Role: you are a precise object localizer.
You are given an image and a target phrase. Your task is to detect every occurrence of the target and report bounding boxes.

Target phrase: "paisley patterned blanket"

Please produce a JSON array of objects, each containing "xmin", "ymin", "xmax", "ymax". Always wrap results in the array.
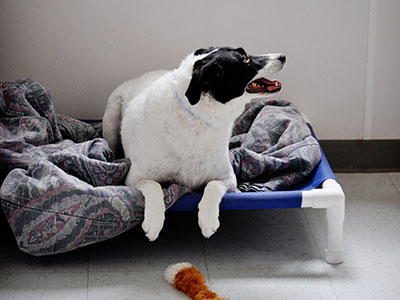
[{"xmin": 0, "ymin": 78, "xmax": 320, "ymax": 256}]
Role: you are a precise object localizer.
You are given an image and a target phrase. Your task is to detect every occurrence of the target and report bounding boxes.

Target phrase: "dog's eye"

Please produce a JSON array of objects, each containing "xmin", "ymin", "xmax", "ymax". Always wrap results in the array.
[{"xmin": 243, "ymin": 56, "xmax": 250, "ymax": 63}]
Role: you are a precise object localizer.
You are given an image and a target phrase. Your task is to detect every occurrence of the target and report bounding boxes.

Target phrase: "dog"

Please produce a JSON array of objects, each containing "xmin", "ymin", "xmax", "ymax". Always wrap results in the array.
[{"xmin": 102, "ymin": 47, "xmax": 285, "ymax": 241}]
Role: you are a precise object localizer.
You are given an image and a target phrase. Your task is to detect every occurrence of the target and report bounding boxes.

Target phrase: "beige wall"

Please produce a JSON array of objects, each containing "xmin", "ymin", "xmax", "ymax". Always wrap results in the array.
[{"xmin": 0, "ymin": 0, "xmax": 398, "ymax": 139}]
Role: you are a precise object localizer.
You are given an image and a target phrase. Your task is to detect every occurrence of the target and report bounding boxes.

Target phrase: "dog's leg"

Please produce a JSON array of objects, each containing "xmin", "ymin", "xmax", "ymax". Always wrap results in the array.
[
  {"xmin": 127, "ymin": 174, "xmax": 165, "ymax": 241},
  {"xmin": 198, "ymin": 178, "xmax": 236, "ymax": 238},
  {"xmin": 139, "ymin": 180, "xmax": 165, "ymax": 241}
]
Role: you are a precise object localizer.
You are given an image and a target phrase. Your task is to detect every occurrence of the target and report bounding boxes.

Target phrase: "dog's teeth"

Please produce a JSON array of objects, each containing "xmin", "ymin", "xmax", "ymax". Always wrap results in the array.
[{"xmin": 250, "ymin": 82, "xmax": 263, "ymax": 89}]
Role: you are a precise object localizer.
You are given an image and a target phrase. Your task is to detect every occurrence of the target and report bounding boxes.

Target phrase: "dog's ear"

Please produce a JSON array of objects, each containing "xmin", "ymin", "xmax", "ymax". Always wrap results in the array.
[
  {"xmin": 185, "ymin": 72, "xmax": 202, "ymax": 106},
  {"xmin": 185, "ymin": 62, "xmax": 223, "ymax": 106}
]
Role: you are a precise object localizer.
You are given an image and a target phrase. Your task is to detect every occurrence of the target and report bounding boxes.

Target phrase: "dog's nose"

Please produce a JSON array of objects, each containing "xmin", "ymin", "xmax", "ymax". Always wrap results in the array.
[{"xmin": 278, "ymin": 55, "xmax": 286, "ymax": 64}]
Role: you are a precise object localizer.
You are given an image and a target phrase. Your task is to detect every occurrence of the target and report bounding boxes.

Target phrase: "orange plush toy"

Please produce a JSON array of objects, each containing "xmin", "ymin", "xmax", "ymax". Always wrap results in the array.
[{"xmin": 165, "ymin": 263, "xmax": 228, "ymax": 300}]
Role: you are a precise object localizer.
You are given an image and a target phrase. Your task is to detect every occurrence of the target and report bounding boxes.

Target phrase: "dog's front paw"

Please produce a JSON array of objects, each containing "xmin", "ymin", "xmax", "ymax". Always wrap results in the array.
[
  {"xmin": 198, "ymin": 201, "xmax": 220, "ymax": 238},
  {"xmin": 142, "ymin": 212, "xmax": 165, "ymax": 242}
]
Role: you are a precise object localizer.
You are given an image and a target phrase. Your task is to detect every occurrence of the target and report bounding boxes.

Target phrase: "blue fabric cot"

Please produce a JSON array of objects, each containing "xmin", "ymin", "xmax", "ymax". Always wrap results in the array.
[{"xmin": 169, "ymin": 133, "xmax": 335, "ymax": 211}]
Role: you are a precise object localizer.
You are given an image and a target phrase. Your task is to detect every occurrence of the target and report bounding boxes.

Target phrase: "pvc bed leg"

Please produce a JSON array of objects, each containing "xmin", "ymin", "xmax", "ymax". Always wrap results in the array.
[
  {"xmin": 302, "ymin": 179, "xmax": 345, "ymax": 264},
  {"xmin": 323, "ymin": 180, "xmax": 345, "ymax": 264}
]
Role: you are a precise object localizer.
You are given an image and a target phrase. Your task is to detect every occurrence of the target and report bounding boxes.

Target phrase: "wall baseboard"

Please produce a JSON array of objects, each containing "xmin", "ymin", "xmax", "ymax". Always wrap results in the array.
[{"xmin": 319, "ymin": 140, "xmax": 400, "ymax": 173}]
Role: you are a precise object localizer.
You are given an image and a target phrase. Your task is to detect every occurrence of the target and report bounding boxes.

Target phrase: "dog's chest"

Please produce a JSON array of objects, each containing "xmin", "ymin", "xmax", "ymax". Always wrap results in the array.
[
  {"xmin": 122, "ymin": 84, "xmax": 235, "ymax": 189},
  {"xmin": 163, "ymin": 127, "xmax": 230, "ymax": 189}
]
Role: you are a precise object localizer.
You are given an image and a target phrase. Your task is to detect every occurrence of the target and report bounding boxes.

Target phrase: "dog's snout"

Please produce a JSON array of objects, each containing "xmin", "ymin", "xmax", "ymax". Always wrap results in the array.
[
  {"xmin": 278, "ymin": 55, "xmax": 286, "ymax": 64},
  {"xmin": 261, "ymin": 53, "xmax": 286, "ymax": 65}
]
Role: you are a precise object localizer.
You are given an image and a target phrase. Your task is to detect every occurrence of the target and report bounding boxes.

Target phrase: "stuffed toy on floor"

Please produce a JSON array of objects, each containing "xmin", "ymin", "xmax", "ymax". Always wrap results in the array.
[{"xmin": 165, "ymin": 263, "xmax": 228, "ymax": 300}]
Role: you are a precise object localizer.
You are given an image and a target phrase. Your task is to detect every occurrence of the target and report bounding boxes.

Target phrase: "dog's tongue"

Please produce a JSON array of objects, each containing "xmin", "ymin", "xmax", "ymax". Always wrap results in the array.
[{"xmin": 246, "ymin": 78, "xmax": 282, "ymax": 94}]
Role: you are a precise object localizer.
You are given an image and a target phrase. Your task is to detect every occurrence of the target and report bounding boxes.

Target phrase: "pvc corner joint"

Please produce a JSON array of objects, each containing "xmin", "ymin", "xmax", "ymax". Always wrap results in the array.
[{"xmin": 301, "ymin": 179, "xmax": 345, "ymax": 209}]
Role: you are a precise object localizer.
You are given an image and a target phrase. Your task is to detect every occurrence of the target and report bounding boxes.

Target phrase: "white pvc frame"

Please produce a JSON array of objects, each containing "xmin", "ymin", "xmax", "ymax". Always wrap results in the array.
[{"xmin": 301, "ymin": 179, "xmax": 345, "ymax": 264}]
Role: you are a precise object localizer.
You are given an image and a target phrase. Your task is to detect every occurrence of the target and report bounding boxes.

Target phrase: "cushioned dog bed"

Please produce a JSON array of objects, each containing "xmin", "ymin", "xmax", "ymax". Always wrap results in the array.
[{"xmin": 0, "ymin": 78, "xmax": 344, "ymax": 263}]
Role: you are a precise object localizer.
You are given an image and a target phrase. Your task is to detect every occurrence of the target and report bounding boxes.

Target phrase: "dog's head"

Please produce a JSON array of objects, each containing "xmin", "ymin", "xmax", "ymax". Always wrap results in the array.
[{"xmin": 183, "ymin": 47, "xmax": 285, "ymax": 106}]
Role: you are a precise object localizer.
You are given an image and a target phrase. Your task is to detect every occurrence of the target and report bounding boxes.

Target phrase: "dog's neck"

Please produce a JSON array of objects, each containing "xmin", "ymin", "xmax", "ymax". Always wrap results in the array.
[
  {"xmin": 170, "ymin": 68, "xmax": 248, "ymax": 131},
  {"xmin": 170, "ymin": 70, "xmax": 215, "ymax": 128}
]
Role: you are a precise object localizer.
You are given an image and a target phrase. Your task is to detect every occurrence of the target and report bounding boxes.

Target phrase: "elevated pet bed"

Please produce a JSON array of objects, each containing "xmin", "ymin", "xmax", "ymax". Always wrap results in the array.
[
  {"xmin": 0, "ymin": 78, "xmax": 344, "ymax": 264},
  {"xmin": 170, "ymin": 139, "xmax": 345, "ymax": 264}
]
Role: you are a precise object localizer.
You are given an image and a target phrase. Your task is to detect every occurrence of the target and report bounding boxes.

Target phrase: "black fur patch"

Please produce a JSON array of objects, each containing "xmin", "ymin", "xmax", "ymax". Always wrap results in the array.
[{"xmin": 185, "ymin": 47, "xmax": 268, "ymax": 105}]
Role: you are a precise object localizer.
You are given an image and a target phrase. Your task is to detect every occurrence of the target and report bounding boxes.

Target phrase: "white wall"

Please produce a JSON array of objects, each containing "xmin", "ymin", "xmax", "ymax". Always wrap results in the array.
[
  {"xmin": 0, "ymin": 0, "xmax": 398, "ymax": 139},
  {"xmin": 369, "ymin": 0, "xmax": 400, "ymax": 139}
]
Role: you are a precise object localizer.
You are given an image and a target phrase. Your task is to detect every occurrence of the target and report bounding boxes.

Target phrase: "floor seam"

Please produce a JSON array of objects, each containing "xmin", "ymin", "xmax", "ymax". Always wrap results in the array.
[
  {"xmin": 324, "ymin": 264, "xmax": 341, "ymax": 300},
  {"xmin": 303, "ymin": 209, "xmax": 324, "ymax": 261},
  {"xmin": 200, "ymin": 235, "xmax": 211, "ymax": 283},
  {"xmin": 388, "ymin": 173, "xmax": 400, "ymax": 196},
  {"xmin": 303, "ymin": 209, "xmax": 340, "ymax": 300}
]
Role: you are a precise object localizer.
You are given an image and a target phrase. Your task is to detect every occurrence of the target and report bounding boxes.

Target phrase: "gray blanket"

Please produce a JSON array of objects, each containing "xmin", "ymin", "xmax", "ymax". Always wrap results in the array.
[
  {"xmin": 230, "ymin": 99, "xmax": 321, "ymax": 191},
  {"xmin": 0, "ymin": 78, "xmax": 320, "ymax": 256}
]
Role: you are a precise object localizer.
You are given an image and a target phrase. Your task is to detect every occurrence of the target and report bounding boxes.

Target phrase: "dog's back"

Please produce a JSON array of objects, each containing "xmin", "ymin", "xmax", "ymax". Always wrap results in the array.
[{"xmin": 102, "ymin": 70, "xmax": 167, "ymax": 152}]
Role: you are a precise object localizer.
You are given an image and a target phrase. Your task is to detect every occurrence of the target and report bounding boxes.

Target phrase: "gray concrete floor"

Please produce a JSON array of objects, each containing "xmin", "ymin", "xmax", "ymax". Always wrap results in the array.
[{"xmin": 1, "ymin": 173, "xmax": 399, "ymax": 300}]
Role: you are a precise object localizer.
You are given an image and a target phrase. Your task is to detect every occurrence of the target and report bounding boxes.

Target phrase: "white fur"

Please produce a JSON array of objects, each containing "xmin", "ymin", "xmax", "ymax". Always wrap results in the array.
[
  {"xmin": 103, "ymin": 49, "xmax": 284, "ymax": 241},
  {"xmin": 164, "ymin": 262, "xmax": 193, "ymax": 284}
]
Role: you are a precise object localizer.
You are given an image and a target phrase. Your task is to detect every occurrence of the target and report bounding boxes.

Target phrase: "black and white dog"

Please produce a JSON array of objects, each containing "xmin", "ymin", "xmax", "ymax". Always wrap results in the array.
[{"xmin": 102, "ymin": 47, "xmax": 285, "ymax": 241}]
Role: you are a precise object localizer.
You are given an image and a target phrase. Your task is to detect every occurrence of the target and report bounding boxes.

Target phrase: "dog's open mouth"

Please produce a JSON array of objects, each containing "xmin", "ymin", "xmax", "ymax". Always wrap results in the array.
[{"xmin": 246, "ymin": 78, "xmax": 282, "ymax": 94}]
